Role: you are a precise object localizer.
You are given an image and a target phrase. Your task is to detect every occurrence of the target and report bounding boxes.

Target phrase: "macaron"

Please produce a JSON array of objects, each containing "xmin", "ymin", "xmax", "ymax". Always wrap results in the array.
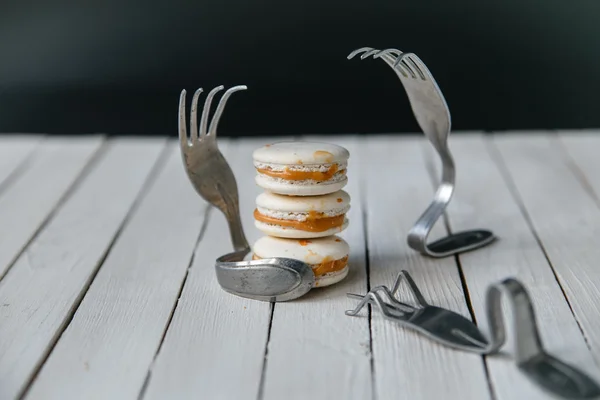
[
  {"xmin": 252, "ymin": 235, "xmax": 350, "ymax": 287},
  {"xmin": 252, "ymin": 141, "xmax": 350, "ymax": 196},
  {"xmin": 254, "ymin": 190, "xmax": 350, "ymax": 238}
]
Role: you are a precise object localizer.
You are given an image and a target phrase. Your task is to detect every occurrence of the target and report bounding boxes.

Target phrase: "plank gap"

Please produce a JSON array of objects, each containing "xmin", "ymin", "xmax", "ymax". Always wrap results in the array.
[
  {"xmin": 420, "ymin": 141, "xmax": 479, "ymax": 323},
  {"xmin": 359, "ymin": 161, "xmax": 376, "ymax": 400},
  {"xmin": 0, "ymin": 138, "xmax": 43, "ymax": 198},
  {"xmin": 421, "ymin": 139, "xmax": 498, "ymax": 399},
  {"xmin": 0, "ymin": 139, "xmax": 108, "ymax": 284},
  {"xmin": 484, "ymin": 135, "xmax": 596, "ymax": 359},
  {"xmin": 17, "ymin": 140, "xmax": 172, "ymax": 400},
  {"xmin": 256, "ymin": 302, "xmax": 275, "ymax": 400}
]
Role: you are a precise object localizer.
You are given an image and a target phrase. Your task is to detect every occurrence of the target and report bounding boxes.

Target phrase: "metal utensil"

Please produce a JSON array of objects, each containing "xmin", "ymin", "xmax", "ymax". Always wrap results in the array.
[
  {"xmin": 347, "ymin": 270, "xmax": 600, "ymax": 399},
  {"xmin": 347, "ymin": 47, "xmax": 495, "ymax": 258},
  {"xmin": 346, "ymin": 270, "xmax": 489, "ymax": 353},
  {"xmin": 480, "ymin": 278, "xmax": 600, "ymax": 399},
  {"xmin": 178, "ymin": 85, "xmax": 315, "ymax": 302}
]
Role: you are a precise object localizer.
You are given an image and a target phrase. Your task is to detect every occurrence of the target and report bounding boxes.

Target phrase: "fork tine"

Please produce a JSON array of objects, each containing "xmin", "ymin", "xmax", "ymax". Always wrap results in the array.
[
  {"xmin": 347, "ymin": 293, "xmax": 365, "ymax": 300},
  {"xmin": 398, "ymin": 270, "xmax": 429, "ymax": 307},
  {"xmin": 345, "ymin": 292, "xmax": 375, "ymax": 316},
  {"xmin": 373, "ymin": 49, "xmax": 410, "ymax": 78},
  {"xmin": 405, "ymin": 54, "xmax": 428, "ymax": 80},
  {"xmin": 371, "ymin": 292, "xmax": 407, "ymax": 322},
  {"xmin": 393, "ymin": 53, "xmax": 418, "ymax": 79},
  {"xmin": 347, "ymin": 47, "xmax": 374, "ymax": 60},
  {"xmin": 348, "ymin": 292, "xmax": 402, "ymax": 322},
  {"xmin": 200, "ymin": 85, "xmax": 224, "ymax": 137},
  {"xmin": 189, "ymin": 88, "xmax": 203, "ymax": 142},
  {"xmin": 178, "ymin": 89, "xmax": 188, "ymax": 148},
  {"xmin": 369, "ymin": 285, "xmax": 415, "ymax": 311},
  {"xmin": 405, "ymin": 55, "xmax": 426, "ymax": 80},
  {"xmin": 348, "ymin": 289, "xmax": 413, "ymax": 314},
  {"xmin": 208, "ymin": 85, "xmax": 248, "ymax": 136},
  {"xmin": 360, "ymin": 48, "xmax": 380, "ymax": 59}
]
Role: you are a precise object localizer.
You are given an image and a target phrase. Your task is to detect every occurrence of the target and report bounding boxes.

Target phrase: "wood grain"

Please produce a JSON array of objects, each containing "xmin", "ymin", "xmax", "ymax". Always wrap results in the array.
[
  {"xmin": 362, "ymin": 135, "xmax": 491, "ymax": 400},
  {"xmin": 25, "ymin": 141, "xmax": 208, "ymax": 400},
  {"xmin": 0, "ymin": 138, "xmax": 165, "ymax": 400},
  {"xmin": 0, "ymin": 135, "xmax": 41, "ymax": 192},
  {"xmin": 143, "ymin": 139, "xmax": 273, "ymax": 400},
  {"xmin": 558, "ymin": 130, "xmax": 600, "ymax": 205},
  {"xmin": 259, "ymin": 136, "xmax": 372, "ymax": 400},
  {"xmin": 0, "ymin": 133, "xmax": 597, "ymax": 400},
  {"xmin": 0, "ymin": 136, "xmax": 104, "ymax": 279},
  {"xmin": 491, "ymin": 132, "xmax": 600, "ymax": 366},
  {"xmin": 430, "ymin": 133, "xmax": 600, "ymax": 399}
]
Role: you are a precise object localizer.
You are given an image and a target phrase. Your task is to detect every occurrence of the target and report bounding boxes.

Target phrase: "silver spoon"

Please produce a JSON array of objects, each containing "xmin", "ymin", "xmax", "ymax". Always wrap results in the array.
[{"xmin": 348, "ymin": 47, "xmax": 495, "ymax": 258}]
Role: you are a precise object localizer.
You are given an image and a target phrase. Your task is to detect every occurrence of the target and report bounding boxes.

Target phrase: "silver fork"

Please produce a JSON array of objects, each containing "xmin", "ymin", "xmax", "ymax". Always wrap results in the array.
[
  {"xmin": 346, "ymin": 270, "xmax": 490, "ymax": 353},
  {"xmin": 348, "ymin": 47, "xmax": 495, "ymax": 258},
  {"xmin": 347, "ymin": 270, "xmax": 600, "ymax": 399},
  {"xmin": 178, "ymin": 85, "xmax": 249, "ymax": 252},
  {"xmin": 178, "ymin": 85, "xmax": 315, "ymax": 302}
]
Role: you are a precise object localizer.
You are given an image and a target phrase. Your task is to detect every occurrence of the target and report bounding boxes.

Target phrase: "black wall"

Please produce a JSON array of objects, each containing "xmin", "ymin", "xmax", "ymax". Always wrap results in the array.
[{"xmin": 1, "ymin": 0, "xmax": 599, "ymax": 136}]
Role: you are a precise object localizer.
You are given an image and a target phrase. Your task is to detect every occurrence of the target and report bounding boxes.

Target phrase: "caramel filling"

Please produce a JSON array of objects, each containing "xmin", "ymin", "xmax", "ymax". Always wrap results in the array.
[
  {"xmin": 253, "ymin": 254, "xmax": 348, "ymax": 277},
  {"xmin": 254, "ymin": 209, "xmax": 345, "ymax": 232},
  {"xmin": 312, "ymin": 255, "xmax": 349, "ymax": 276},
  {"xmin": 256, "ymin": 164, "xmax": 343, "ymax": 181}
]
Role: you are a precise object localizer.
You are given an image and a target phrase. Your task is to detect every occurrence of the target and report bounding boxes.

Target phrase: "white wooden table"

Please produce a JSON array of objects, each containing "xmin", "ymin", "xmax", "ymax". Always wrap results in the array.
[{"xmin": 1, "ymin": 131, "xmax": 599, "ymax": 400}]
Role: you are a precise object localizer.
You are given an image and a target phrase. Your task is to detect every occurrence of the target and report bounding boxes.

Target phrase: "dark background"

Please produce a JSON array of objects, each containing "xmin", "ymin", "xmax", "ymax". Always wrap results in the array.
[{"xmin": 1, "ymin": 0, "xmax": 599, "ymax": 136}]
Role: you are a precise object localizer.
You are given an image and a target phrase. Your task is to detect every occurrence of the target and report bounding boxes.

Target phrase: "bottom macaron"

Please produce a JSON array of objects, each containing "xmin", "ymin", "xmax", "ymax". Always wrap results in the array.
[{"xmin": 252, "ymin": 235, "xmax": 350, "ymax": 287}]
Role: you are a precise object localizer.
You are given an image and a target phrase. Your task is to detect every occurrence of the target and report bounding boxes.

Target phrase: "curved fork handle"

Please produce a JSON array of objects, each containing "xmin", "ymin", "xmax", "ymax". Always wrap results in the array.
[
  {"xmin": 483, "ymin": 278, "xmax": 543, "ymax": 360},
  {"xmin": 215, "ymin": 181, "xmax": 249, "ymax": 252},
  {"xmin": 406, "ymin": 170, "xmax": 456, "ymax": 258},
  {"xmin": 483, "ymin": 278, "xmax": 600, "ymax": 398},
  {"xmin": 348, "ymin": 48, "xmax": 481, "ymax": 258}
]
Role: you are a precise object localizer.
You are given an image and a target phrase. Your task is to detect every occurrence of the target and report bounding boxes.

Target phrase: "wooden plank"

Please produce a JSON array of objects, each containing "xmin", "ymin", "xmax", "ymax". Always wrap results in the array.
[
  {"xmin": 25, "ymin": 141, "xmax": 211, "ymax": 400},
  {"xmin": 0, "ymin": 138, "xmax": 166, "ymax": 400},
  {"xmin": 0, "ymin": 136, "xmax": 104, "ymax": 279},
  {"xmin": 491, "ymin": 132, "xmax": 600, "ymax": 368},
  {"xmin": 143, "ymin": 139, "xmax": 272, "ymax": 400},
  {"xmin": 558, "ymin": 130, "xmax": 600, "ymax": 203},
  {"xmin": 259, "ymin": 135, "xmax": 372, "ymax": 400},
  {"xmin": 362, "ymin": 135, "xmax": 491, "ymax": 400},
  {"xmin": 429, "ymin": 133, "xmax": 600, "ymax": 399},
  {"xmin": 0, "ymin": 135, "xmax": 42, "ymax": 192}
]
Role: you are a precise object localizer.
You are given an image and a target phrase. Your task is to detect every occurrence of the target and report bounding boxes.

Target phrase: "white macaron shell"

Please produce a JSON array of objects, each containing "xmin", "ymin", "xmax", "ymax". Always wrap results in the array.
[
  {"xmin": 252, "ymin": 141, "xmax": 350, "ymax": 165},
  {"xmin": 255, "ymin": 174, "xmax": 347, "ymax": 196},
  {"xmin": 315, "ymin": 266, "xmax": 349, "ymax": 287},
  {"xmin": 253, "ymin": 161, "xmax": 348, "ymax": 173},
  {"xmin": 256, "ymin": 190, "xmax": 350, "ymax": 214},
  {"xmin": 252, "ymin": 235, "xmax": 349, "ymax": 265},
  {"xmin": 254, "ymin": 219, "xmax": 349, "ymax": 239}
]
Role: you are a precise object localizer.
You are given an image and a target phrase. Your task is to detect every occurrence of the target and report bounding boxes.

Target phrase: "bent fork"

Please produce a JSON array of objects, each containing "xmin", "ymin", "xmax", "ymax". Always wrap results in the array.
[
  {"xmin": 348, "ymin": 47, "xmax": 495, "ymax": 258},
  {"xmin": 346, "ymin": 270, "xmax": 489, "ymax": 352},
  {"xmin": 178, "ymin": 85, "xmax": 316, "ymax": 302},
  {"xmin": 178, "ymin": 85, "xmax": 249, "ymax": 252}
]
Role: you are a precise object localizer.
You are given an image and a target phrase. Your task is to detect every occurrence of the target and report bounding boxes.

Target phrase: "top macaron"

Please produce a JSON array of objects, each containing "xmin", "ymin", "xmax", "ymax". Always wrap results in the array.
[{"xmin": 253, "ymin": 141, "xmax": 350, "ymax": 196}]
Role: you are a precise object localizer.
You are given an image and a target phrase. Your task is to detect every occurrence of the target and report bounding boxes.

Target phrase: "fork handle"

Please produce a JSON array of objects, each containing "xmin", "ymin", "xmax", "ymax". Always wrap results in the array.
[
  {"xmin": 226, "ymin": 210, "xmax": 250, "ymax": 252},
  {"xmin": 407, "ymin": 147, "xmax": 455, "ymax": 257}
]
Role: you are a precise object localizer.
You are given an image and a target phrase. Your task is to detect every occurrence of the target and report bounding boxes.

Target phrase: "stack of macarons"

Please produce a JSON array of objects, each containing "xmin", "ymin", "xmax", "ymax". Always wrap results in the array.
[{"xmin": 252, "ymin": 141, "xmax": 351, "ymax": 287}]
